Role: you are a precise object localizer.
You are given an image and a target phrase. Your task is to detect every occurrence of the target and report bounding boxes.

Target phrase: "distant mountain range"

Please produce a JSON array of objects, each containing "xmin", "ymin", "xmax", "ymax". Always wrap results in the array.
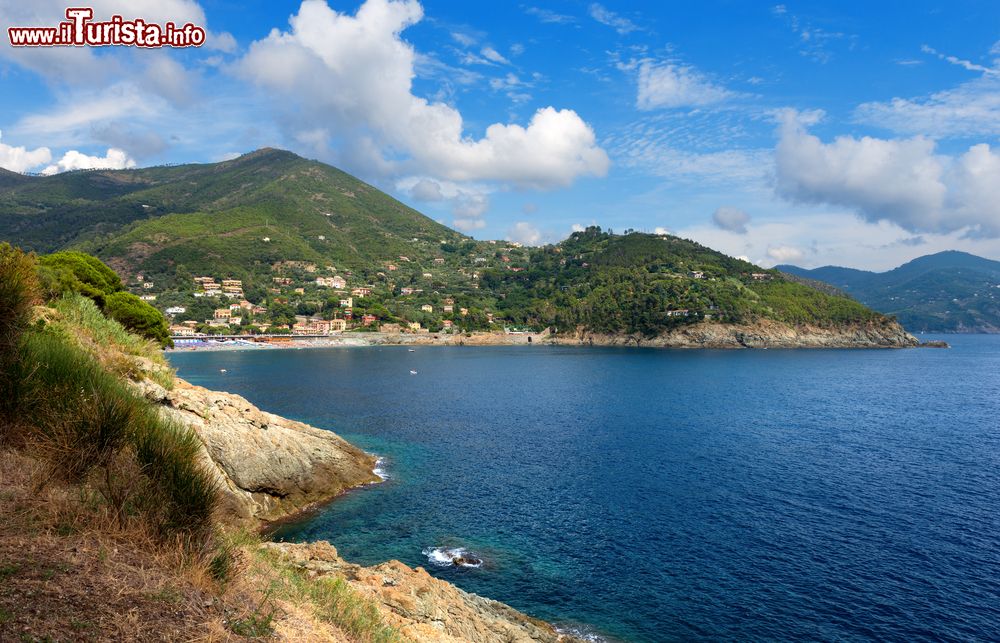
[{"xmin": 778, "ymin": 251, "xmax": 1000, "ymax": 333}]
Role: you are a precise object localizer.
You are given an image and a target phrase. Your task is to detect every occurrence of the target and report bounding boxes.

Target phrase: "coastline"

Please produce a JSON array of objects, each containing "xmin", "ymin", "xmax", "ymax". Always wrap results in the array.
[
  {"xmin": 169, "ymin": 318, "xmax": 923, "ymax": 352},
  {"xmin": 151, "ymin": 372, "xmax": 592, "ymax": 642}
]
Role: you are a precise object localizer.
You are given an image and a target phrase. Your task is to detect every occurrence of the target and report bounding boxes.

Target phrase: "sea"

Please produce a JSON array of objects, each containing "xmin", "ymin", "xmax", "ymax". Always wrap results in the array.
[{"xmin": 168, "ymin": 335, "xmax": 1000, "ymax": 642}]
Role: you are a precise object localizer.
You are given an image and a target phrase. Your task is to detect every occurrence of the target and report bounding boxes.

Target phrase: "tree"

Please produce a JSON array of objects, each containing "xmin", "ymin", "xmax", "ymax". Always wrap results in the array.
[
  {"xmin": 104, "ymin": 292, "xmax": 172, "ymax": 347},
  {"xmin": 36, "ymin": 251, "xmax": 123, "ymax": 306}
]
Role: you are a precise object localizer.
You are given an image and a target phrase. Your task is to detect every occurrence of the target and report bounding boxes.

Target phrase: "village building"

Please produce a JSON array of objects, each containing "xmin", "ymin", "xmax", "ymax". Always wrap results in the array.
[
  {"xmin": 213, "ymin": 309, "xmax": 231, "ymax": 320},
  {"xmin": 421, "ymin": 304, "xmax": 433, "ymax": 313},
  {"xmin": 460, "ymin": 307, "xmax": 469, "ymax": 316},
  {"xmin": 169, "ymin": 325, "xmax": 195, "ymax": 337},
  {"xmin": 408, "ymin": 322, "xmax": 421, "ymax": 331},
  {"xmin": 351, "ymin": 287, "xmax": 372, "ymax": 297},
  {"xmin": 142, "ymin": 282, "xmax": 154, "ymax": 289},
  {"xmin": 379, "ymin": 323, "xmax": 402, "ymax": 333},
  {"xmin": 442, "ymin": 319, "xmax": 453, "ymax": 329},
  {"xmin": 751, "ymin": 273, "xmax": 773, "ymax": 281},
  {"xmin": 340, "ymin": 297, "xmax": 353, "ymax": 308},
  {"xmin": 361, "ymin": 314, "xmax": 377, "ymax": 326},
  {"xmin": 165, "ymin": 306, "xmax": 186, "ymax": 316},
  {"xmin": 140, "ymin": 295, "xmax": 156, "ymax": 301},
  {"xmin": 330, "ymin": 319, "xmax": 347, "ymax": 332},
  {"xmin": 443, "ymin": 305, "xmax": 454, "ymax": 313}
]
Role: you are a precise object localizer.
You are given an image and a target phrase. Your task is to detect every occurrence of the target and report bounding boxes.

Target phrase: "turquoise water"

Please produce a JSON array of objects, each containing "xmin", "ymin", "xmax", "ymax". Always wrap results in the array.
[{"xmin": 169, "ymin": 337, "xmax": 1000, "ymax": 642}]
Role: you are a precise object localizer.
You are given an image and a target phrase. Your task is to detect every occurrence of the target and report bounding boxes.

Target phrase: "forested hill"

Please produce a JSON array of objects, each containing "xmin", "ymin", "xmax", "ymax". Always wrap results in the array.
[
  {"xmin": 0, "ymin": 147, "xmax": 462, "ymax": 273},
  {"xmin": 486, "ymin": 227, "xmax": 881, "ymax": 336},
  {"xmin": 0, "ymin": 149, "xmax": 894, "ymax": 337}
]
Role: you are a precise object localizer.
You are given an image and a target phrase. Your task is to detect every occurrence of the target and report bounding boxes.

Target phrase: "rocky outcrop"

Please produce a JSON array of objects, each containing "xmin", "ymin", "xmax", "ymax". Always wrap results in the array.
[
  {"xmin": 135, "ymin": 378, "xmax": 378, "ymax": 525},
  {"xmin": 551, "ymin": 318, "xmax": 919, "ymax": 349},
  {"xmin": 261, "ymin": 541, "xmax": 586, "ymax": 643}
]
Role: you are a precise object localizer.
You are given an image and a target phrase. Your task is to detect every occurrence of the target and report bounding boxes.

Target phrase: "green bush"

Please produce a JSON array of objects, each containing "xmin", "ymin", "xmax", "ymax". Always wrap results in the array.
[
  {"xmin": 104, "ymin": 291, "xmax": 172, "ymax": 348},
  {"xmin": 37, "ymin": 250, "xmax": 123, "ymax": 307}
]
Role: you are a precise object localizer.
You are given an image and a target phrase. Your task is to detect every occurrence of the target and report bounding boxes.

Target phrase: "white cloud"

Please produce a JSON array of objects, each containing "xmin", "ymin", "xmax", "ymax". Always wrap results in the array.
[
  {"xmin": 409, "ymin": 178, "xmax": 445, "ymax": 201},
  {"xmin": 919, "ymin": 44, "xmax": 999, "ymax": 76},
  {"xmin": 525, "ymin": 7, "xmax": 576, "ymax": 25},
  {"xmin": 238, "ymin": 0, "xmax": 608, "ymax": 189},
  {"xmin": 451, "ymin": 31, "xmax": 475, "ymax": 47},
  {"xmin": 588, "ymin": 3, "xmax": 638, "ymax": 34},
  {"xmin": 480, "ymin": 46, "xmax": 509, "ymax": 65},
  {"xmin": 856, "ymin": 76, "xmax": 1000, "ymax": 138},
  {"xmin": 452, "ymin": 193, "xmax": 489, "ymax": 218},
  {"xmin": 571, "ymin": 223, "xmax": 586, "ymax": 232},
  {"xmin": 0, "ymin": 131, "xmax": 52, "ymax": 173},
  {"xmin": 40, "ymin": 148, "xmax": 135, "ymax": 175},
  {"xmin": 15, "ymin": 84, "xmax": 165, "ymax": 139},
  {"xmin": 507, "ymin": 221, "xmax": 543, "ymax": 245},
  {"xmin": 637, "ymin": 62, "xmax": 735, "ymax": 109},
  {"xmin": 766, "ymin": 245, "xmax": 804, "ymax": 263},
  {"xmin": 653, "ymin": 226, "xmax": 670, "ymax": 235},
  {"xmin": 453, "ymin": 217, "xmax": 486, "ymax": 232},
  {"xmin": 712, "ymin": 207, "xmax": 751, "ymax": 233},
  {"xmin": 775, "ymin": 109, "xmax": 1000, "ymax": 237},
  {"xmin": 208, "ymin": 31, "xmax": 239, "ymax": 53}
]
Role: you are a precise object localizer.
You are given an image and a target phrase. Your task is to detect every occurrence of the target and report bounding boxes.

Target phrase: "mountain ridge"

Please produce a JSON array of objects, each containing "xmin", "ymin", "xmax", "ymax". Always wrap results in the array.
[{"xmin": 779, "ymin": 251, "xmax": 1000, "ymax": 332}]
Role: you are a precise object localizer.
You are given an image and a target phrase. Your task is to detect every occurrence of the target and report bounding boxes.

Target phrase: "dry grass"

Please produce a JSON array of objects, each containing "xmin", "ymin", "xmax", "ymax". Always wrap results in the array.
[{"xmin": 0, "ymin": 450, "xmax": 400, "ymax": 642}]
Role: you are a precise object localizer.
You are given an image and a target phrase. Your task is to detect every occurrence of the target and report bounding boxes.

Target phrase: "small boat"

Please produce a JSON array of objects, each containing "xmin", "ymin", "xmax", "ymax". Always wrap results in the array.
[
  {"xmin": 409, "ymin": 370, "xmax": 418, "ymax": 375},
  {"xmin": 408, "ymin": 349, "xmax": 415, "ymax": 352},
  {"xmin": 220, "ymin": 369, "xmax": 227, "ymax": 373}
]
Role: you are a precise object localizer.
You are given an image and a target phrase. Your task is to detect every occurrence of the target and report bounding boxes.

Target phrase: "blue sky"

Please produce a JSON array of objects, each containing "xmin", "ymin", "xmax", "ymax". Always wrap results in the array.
[{"xmin": 2, "ymin": 0, "xmax": 1000, "ymax": 269}]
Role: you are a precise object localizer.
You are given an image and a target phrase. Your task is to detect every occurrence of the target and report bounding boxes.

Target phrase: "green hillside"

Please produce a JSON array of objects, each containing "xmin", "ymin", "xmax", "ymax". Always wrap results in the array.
[
  {"xmin": 779, "ymin": 251, "xmax": 1000, "ymax": 332},
  {"xmin": 0, "ymin": 149, "xmax": 895, "ymax": 337}
]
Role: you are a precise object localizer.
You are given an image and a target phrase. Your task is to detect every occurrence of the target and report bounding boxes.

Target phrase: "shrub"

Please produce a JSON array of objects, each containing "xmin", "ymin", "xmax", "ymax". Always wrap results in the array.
[
  {"xmin": 37, "ymin": 251, "xmax": 123, "ymax": 307},
  {"xmin": 13, "ymin": 328, "xmax": 215, "ymax": 538},
  {"xmin": 0, "ymin": 243, "xmax": 39, "ymax": 425},
  {"xmin": 104, "ymin": 291, "xmax": 173, "ymax": 347}
]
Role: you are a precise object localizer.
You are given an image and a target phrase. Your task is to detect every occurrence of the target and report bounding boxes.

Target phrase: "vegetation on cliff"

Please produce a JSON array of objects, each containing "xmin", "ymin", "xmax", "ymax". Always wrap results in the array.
[
  {"xmin": 486, "ymin": 227, "xmax": 880, "ymax": 336},
  {"xmin": 0, "ymin": 243, "xmax": 402, "ymax": 641}
]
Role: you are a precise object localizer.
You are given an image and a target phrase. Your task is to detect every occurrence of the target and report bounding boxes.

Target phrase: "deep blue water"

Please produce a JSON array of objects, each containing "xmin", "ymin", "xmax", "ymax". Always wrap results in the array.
[{"xmin": 169, "ymin": 337, "xmax": 1000, "ymax": 642}]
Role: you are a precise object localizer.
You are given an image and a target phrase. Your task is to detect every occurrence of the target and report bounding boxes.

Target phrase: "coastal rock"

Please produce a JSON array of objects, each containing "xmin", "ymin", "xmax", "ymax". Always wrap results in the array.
[
  {"xmin": 552, "ymin": 318, "xmax": 920, "ymax": 349},
  {"xmin": 261, "ymin": 541, "xmax": 586, "ymax": 643},
  {"xmin": 159, "ymin": 379, "xmax": 378, "ymax": 525}
]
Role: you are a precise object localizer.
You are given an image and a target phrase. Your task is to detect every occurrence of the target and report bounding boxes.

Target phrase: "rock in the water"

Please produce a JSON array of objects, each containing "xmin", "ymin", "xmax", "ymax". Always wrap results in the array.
[{"xmin": 159, "ymin": 379, "xmax": 379, "ymax": 525}]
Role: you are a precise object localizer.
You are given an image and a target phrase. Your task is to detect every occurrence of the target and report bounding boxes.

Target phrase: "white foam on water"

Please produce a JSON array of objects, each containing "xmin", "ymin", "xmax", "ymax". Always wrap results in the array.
[
  {"xmin": 372, "ymin": 456, "xmax": 388, "ymax": 481},
  {"xmin": 421, "ymin": 546, "xmax": 483, "ymax": 568}
]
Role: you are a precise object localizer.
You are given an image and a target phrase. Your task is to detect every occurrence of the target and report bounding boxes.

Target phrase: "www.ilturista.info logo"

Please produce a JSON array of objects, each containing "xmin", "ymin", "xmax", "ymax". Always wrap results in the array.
[{"xmin": 7, "ymin": 7, "xmax": 206, "ymax": 48}]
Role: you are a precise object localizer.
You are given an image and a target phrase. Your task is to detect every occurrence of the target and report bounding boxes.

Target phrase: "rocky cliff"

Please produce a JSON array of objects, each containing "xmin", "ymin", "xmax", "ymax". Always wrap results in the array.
[
  {"xmin": 134, "ymin": 377, "xmax": 379, "ymax": 525},
  {"xmin": 551, "ymin": 318, "xmax": 919, "ymax": 349},
  {"xmin": 262, "ymin": 541, "xmax": 585, "ymax": 643}
]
